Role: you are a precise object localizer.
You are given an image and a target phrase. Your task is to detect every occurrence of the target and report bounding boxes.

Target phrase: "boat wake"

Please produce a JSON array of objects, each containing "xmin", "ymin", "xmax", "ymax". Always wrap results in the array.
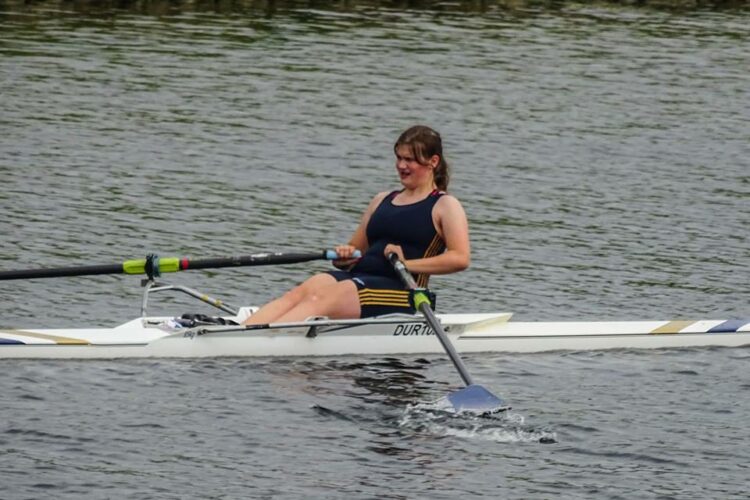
[
  {"xmin": 398, "ymin": 400, "xmax": 557, "ymax": 444},
  {"xmin": 301, "ymin": 358, "xmax": 556, "ymax": 444}
]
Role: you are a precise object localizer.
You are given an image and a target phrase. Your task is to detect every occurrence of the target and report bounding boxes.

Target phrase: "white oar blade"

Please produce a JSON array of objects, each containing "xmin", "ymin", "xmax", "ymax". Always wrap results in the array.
[{"xmin": 447, "ymin": 384, "xmax": 508, "ymax": 414}]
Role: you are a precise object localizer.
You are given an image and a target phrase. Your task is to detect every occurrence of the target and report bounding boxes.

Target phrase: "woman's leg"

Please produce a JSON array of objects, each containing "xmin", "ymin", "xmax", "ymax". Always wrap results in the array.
[
  {"xmin": 244, "ymin": 273, "xmax": 359, "ymax": 325},
  {"xmin": 243, "ymin": 273, "xmax": 339, "ymax": 325},
  {"xmin": 274, "ymin": 279, "xmax": 360, "ymax": 323}
]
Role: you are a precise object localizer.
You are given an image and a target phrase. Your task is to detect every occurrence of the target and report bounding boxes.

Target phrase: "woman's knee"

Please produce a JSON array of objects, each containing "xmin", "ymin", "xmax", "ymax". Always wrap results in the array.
[
  {"xmin": 284, "ymin": 274, "xmax": 337, "ymax": 303},
  {"xmin": 310, "ymin": 280, "xmax": 360, "ymax": 317}
]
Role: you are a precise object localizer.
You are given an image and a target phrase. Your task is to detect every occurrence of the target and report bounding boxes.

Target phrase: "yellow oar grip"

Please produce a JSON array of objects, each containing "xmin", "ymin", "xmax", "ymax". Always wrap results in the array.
[
  {"xmin": 122, "ymin": 257, "xmax": 181, "ymax": 275},
  {"xmin": 158, "ymin": 257, "xmax": 181, "ymax": 273},
  {"xmin": 122, "ymin": 259, "xmax": 146, "ymax": 275}
]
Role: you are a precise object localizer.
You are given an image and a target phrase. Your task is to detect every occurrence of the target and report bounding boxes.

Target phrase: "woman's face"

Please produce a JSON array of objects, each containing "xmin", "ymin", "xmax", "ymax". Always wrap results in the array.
[{"xmin": 394, "ymin": 144, "xmax": 437, "ymax": 189}]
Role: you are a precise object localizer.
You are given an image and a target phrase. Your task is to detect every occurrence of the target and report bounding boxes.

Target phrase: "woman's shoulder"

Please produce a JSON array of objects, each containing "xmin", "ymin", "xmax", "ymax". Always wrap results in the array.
[
  {"xmin": 370, "ymin": 189, "xmax": 399, "ymax": 204},
  {"xmin": 362, "ymin": 190, "xmax": 396, "ymax": 215},
  {"xmin": 373, "ymin": 190, "xmax": 395, "ymax": 200},
  {"xmin": 434, "ymin": 192, "xmax": 462, "ymax": 205},
  {"xmin": 433, "ymin": 192, "xmax": 466, "ymax": 215}
]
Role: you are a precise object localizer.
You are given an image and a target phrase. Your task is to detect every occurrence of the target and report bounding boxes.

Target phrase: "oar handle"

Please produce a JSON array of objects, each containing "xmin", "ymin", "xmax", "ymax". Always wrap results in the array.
[
  {"xmin": 388, "ymin": 253, "xmax": 418, "ymax": 288},
  {"xmin": 0, "ymin": 249, "xmax": 361, "ymax": 281}
]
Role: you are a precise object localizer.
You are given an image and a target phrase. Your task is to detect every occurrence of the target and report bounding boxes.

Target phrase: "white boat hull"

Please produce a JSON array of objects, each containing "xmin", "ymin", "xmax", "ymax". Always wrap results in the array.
[{"xmin": 1, "ymin": 313, "xmax": 749, "ymax": 359}]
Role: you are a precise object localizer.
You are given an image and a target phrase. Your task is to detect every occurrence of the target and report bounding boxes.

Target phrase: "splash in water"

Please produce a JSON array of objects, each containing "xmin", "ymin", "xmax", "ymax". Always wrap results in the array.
[{"xmin": 399, "ymin": 398, "xmax": 557, "ymax": 444}]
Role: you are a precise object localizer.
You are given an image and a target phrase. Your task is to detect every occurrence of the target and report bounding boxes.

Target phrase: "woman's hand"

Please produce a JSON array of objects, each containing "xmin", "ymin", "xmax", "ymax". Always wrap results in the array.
[
  {"xmin": 332, "ymin": 244, "xmax": 361, "ymax": 269},
  {"xmin": 383, "ymin": 244, "xmax": 405, "ymax": 263},
  {"xmin": 334, "ymin": 244, "xmax": 359, "ymax": 259}
]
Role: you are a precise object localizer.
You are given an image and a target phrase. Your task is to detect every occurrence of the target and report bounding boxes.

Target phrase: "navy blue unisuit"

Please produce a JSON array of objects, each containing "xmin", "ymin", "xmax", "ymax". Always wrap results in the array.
[{"xmin": 329, "ymin": 189, "xmax": 446, "ymax": 317}]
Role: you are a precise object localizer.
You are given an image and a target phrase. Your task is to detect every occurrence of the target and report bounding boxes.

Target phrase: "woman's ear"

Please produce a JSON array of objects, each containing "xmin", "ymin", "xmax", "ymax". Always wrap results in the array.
[{"xmin": 429, "ymin": 154, "xmax": 440, "ymax": 169}]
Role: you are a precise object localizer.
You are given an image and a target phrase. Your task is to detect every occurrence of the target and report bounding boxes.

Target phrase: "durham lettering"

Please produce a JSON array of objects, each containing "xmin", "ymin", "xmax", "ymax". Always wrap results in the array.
[{"xmin": 393, "ymin": 324, "xmax": 434, "ymax": 336}]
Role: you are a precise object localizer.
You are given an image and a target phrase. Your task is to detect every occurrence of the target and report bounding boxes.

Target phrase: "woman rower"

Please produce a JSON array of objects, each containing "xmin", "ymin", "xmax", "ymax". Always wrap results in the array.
[{"xmin": 243, "ymin": 125, "xmax": 470, "ymax": 325}]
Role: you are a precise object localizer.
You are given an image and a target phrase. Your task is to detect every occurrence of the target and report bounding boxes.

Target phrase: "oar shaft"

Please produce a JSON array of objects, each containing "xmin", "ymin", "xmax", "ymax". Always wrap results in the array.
[
  {"xmin": 183, "ymin": 251, "xmax": 334, "ymax": 271},
  {"xmin": 0, "ymin": 250, "xmax": 342, "ymax": 281},
  {"xmin": 388, "ymin": 254, "xmax": 474, "ymax": 387},
  {"xmin": 417, "ymin": 302, "xmax": 475, "ymax": 387},
  {"xmin": 0, "ymin": 263, "xmax": 124, "ymax": 281}
]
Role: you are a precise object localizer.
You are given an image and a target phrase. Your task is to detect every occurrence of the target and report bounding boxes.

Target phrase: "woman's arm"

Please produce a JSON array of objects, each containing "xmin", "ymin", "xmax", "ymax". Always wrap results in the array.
[{"xmin": 385, "ymin": 194, "xmax": 470, "ymax": 275}]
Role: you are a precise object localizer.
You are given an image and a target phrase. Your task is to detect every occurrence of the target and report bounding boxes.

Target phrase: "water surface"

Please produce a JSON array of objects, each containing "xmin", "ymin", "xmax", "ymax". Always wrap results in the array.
[{"xmin": 1, "ymin": 1, "xmax": 749, "ymax": 498}]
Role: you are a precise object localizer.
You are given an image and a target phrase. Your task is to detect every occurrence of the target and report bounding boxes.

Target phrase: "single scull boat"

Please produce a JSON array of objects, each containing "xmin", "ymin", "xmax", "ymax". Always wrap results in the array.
[
  {"xmin": 1, "ymin": 284, "xmax": 748, "ymax": 359},
  {"xmin": 2, "ymin": 313, "xmax": 749, "ymax": 359},
  {"xmin": 1, "ymin": 251, "xmax": 748, "ymax": 359}
]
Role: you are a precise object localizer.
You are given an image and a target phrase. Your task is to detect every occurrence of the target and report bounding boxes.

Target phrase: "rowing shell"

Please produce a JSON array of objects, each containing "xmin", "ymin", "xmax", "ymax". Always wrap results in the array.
[{"xmin": 1, "ymin": 313, "xmax": 748, "ymax": 359}]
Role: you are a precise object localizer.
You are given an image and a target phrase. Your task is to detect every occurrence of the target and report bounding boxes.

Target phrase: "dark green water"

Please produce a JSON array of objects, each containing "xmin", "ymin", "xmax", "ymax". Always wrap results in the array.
[{"xmin": 1, "ymin": 1, "xmax": 748, "ymax": 498}]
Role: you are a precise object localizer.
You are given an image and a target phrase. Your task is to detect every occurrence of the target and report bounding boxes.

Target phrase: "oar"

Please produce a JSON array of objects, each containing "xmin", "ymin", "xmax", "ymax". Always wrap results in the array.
[
  {"xmin": 0, "ymin": 250, "xmax": 348, "ymax": 281},
  {"xmin": 389, "ymin": 254, "xmax": 507, "ymax": 414}
]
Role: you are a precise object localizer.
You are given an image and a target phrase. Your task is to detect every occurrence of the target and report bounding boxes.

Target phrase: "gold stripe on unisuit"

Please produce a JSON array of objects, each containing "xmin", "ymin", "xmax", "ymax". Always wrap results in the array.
[
  {"xmin": 359, "ymin": 289, "xmax": 410, "ymax": 306},
  {"xmin": 359, "ymin": 296, "xmax": 410, "ymax": 305},
  {"xmin": 359, "ymin": 289, "xmax": 409, "ymax": 298},
  {"xmin": 416, "ymin": 235, "xmax": 446, "ymax": 287},
  {"xmin": 360, "ymin": 299, "xmax": 410, "ymax": 306}
]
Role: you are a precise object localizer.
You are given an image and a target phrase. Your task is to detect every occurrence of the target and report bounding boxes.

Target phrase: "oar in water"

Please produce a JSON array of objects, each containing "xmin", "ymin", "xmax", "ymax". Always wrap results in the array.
[
  {"xmin": 0, "ymin": 250, "xmax": 350, "ymax": 281},
  {"xmin": 389, "ymin": 254, "xmax": 508, "ymax": 414}
]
